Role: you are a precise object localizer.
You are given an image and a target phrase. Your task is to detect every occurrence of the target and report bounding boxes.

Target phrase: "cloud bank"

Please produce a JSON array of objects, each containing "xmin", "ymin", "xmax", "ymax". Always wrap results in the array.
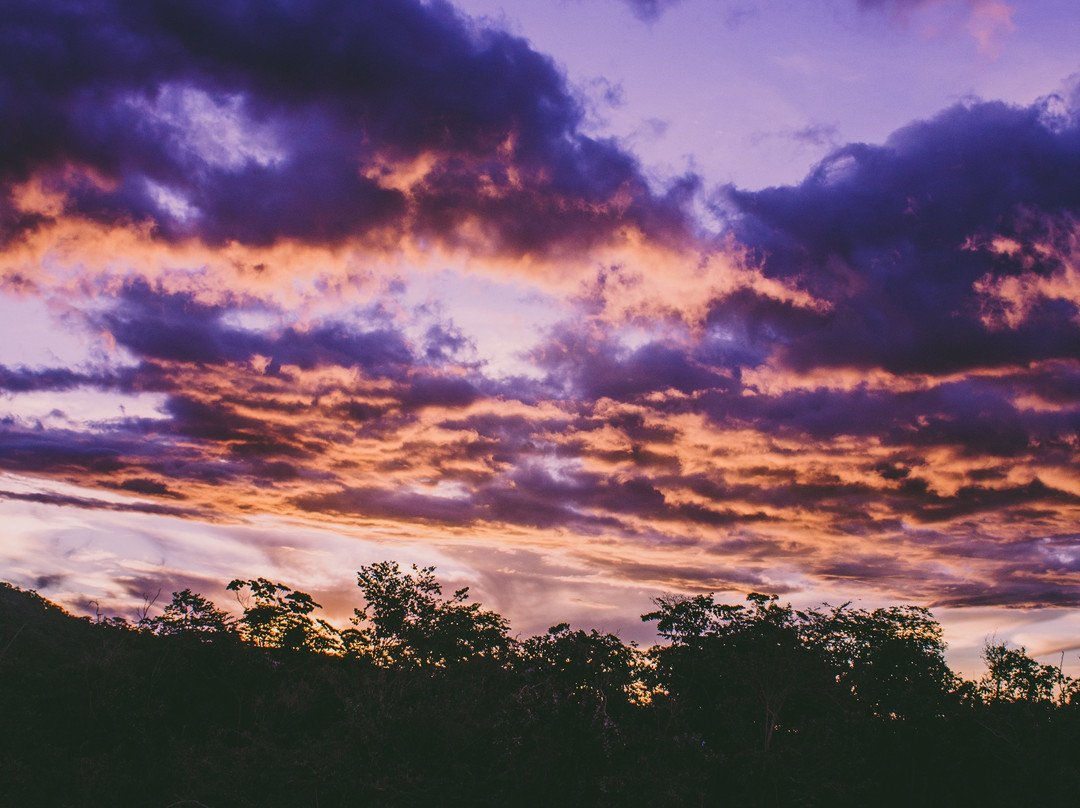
[
  {"xmin": 2, "ymin": 0, "xmax": 1078, "ymax": 617},
  {"xmin": 0, "ymin": 0, "xmax": 693, "ymax": 260}
]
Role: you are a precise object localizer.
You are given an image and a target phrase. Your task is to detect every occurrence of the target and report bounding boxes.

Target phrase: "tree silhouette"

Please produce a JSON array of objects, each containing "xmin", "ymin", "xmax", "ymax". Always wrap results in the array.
[
  {"xmin": 142, "ymin": 588, "xmax": 234, "ymax": 639},
  {"xmin": 979, "ymin": 641, "xmax": 1074, "ymax": 705},
  {"xmin": 521, "ymin": 622, "xmax": 639, "ymax": 706},
  {"xmin": 345, "ymin": 561, "xmax": 511, "ymax": 666},
  {"xmin": 644, "ymin": 593, "xmax": 842, "ymax": 756},
  {"xmin": 801, "ymin": 603, "xmax": 958, "ymax": 719},
  {"xmin": 227, "ymin": 577, "xmax": 340, "ymax": 652},
  {"xmin": 4, "ymin": 568, "xmax": 1080, "ymax": 808}
]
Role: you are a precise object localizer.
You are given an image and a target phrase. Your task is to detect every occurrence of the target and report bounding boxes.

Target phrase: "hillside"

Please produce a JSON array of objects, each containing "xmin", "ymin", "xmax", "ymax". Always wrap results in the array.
[{"xmin": 2, "ymin": 570, "xmax": 1079, "ymax": 807}]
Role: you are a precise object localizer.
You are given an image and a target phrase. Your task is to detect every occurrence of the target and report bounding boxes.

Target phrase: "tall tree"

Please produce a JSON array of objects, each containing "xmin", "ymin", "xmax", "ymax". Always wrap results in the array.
[
  {"xmin": 979, "ymin": 641, "xmax": 1073, "ymax": 705},
  {"xmin": 226, "ymin": 578, "xmax": 340, "ymax": 653},
  {"xmin": 142, "ymin": 588, "xmax": 233, "ymax": 640},
  {"xmin": 345, "ymin": 561, "xmax": 511, "ymax": 666},
  {"xmin": 643, "ymin": 593, "xmax": 841, "ymax": 754},
  {"xmin": 801, "ymin": 604, "xmax": 957, "ymax": 719}
]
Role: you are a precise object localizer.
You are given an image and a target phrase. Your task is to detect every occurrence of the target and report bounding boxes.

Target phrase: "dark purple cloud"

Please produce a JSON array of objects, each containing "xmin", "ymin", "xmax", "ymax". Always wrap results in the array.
[
  {"xmin": 294, "ymin": 484, "xmax": 480, "ymax": 525},
  {"xmin": 0, "ymin": 431, "xmax": 128, "ymax": 474},
  {"xmin": 0, "ymin": 486, "xmax": 200, "ymax": 518},
  {"xmin": 0, "ymin": 278, "xmax": 505, "ymax": 495},
  {"xmin": 711, "ymin": 378, "xmax": 1063, "ymax": 458},
  {"xmin": 914, "ymin": 479, "xmax": 1078, "ymax": 523},
  {"xmin": 0, "ymin": 366, "xmax": 88, "ymax": 393},
  {"xmin": 111, "ymin": 477, "xmax": 184, "ymax": 498},
  {"xmin": 400, "ymin": 376, "xmax": 480, "ymax": 411},
  {"xmin": 718, "ymin": 98, "xmax": 1080, "ymax": 375},
  {"xmin": 101, "ymin": 280, "xmax": 417, "ymax": 375},
  {"xmin": 291, "ymin": 443, "xmax": 776, "ymax": 536},
  {"xmin": 531, "ymin": 324, "xmax": 742, "ymax": 401},
  {"xmin": 0, "ymin": 0, "xmax": 692, "ymax": 255}
]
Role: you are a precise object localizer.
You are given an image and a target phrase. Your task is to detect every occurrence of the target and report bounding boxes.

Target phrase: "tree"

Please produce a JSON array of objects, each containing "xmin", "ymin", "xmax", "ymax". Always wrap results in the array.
[
  {"xmin": 643, "ymin": 593, "xmax": 840, "ymax": 754},
  {"xmin": 141, "ymin": 588, "xmax": 233, "ymax": 640},
  {"xmin": 345, "ymin": 561, "xmax": 511, "ymax": 667},
  {"xmin": 520, "ymin": 623, "xmax": 639, "ymax": 706},
  {"xmin": 226, "ymin": 578, "xmax": 340, "ymax": 653},
  {"xmin": 801, "ymin": 604, "xmax": 957, "ymax": 719},
  {"xmin": 979, "ymin": 641, "xmax": 1072, "ymax": 705},
  {"xmin": 641, "ymin": 592, "xmax": 731, "ymax": 644}
]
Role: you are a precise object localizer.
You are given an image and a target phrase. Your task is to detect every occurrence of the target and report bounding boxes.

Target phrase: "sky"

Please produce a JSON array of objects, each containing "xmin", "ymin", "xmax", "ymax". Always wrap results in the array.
[{"xmin": 3, "ymin": 0, "xmax": 1080, "ymax": 676}]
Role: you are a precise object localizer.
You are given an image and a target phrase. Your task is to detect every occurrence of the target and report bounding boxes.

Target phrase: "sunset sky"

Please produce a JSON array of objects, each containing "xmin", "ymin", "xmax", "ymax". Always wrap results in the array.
[{"xmin": 3, "ymin": 0, "xmax": 1080, "ymax": 676}]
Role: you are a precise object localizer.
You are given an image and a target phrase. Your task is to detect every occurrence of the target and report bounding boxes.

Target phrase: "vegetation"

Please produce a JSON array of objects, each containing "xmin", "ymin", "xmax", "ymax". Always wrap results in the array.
[{"xmin": 2, "ymin": 564, "xmax": 1078, "ymax": 807}]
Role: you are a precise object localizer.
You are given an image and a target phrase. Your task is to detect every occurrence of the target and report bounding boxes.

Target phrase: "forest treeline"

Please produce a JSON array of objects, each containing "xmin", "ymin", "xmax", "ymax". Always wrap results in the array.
[{"xmin": 2, "ymin": 562, "xmax": 1079, "ymax": 807}]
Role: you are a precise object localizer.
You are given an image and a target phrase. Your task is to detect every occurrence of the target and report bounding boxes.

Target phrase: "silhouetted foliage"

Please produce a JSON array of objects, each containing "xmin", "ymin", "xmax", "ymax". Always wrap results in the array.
[
  {"xmin": 227, "ymin": 577, "xmax": 340, "ymax": 652},
  {"xmin": 2, "ymin": 572, "xmax": 1079, "ymax": 807},
  {"xmin": 521, "ymin": 622, "xmax": 639, "ymax": 703},
  {"xmin": 802, "ymin": 603, "xmax": 958, "ymax": 719},
  {"xmin": 344, "ymin": 561, "xmax": 511, "ymax": 667},
  {"xmin": 141, "ymin": 587, "xmax": 234, "ymax": 639}
]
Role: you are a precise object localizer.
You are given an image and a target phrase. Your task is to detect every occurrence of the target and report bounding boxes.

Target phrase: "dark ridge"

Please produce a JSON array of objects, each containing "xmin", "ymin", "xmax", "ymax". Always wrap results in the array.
[{"xmin": 1, "ymin": 570, "xmax": 1078, "ymax": 807}]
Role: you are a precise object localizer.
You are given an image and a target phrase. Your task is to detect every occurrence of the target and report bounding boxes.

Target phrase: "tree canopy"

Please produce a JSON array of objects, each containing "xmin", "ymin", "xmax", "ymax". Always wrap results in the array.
[{"xmin": 2, "ymin": 569, "xmax": 1078, "ymax": 808}]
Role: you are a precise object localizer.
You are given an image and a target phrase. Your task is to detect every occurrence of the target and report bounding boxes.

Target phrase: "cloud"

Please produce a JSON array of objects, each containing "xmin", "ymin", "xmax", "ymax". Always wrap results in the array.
[
  {"xmin": 5, "ymin": 221, "xmax": 1080, "ymax": 611},
  {"xmin": 856, "ymin": 0, "xmax": 1016, "ymax": 52},
  {"xmin": 613, "ymin": 0, "xmax": 1015, "ymax": 46},
  {"xmin": 616, "ymin": 0, "xmax": 686, "ymax": 23},
  {"xmin": 789, "ymin": 123, "xmax": 841, "ymax": 148},
  {"xmin": 719, "ymin": 98, "xmax": 1080, "ymax": 375},
  {"xmin": 0, "ymin": 0, "xmax": 693, "ymax": 260},
  {"xmin": 855, "ymin": 0, "xmax": 1006, "ymax": 16},
  {"xmin": 530, "ymin": 322, "xmax": 743, "ymax": 401},
  {"xmin": 0, "ymin": 366, "xmax": 100, "ymax": 393},
  {"xmin": 0, "ymin": 485, "xmax": 200, "ymax": 518},
  {"xmin": 2, "ymin": 1, "xmax": 1079, "ymax": 620},
  {"xmin": 97, "ymin": 279, "xmax": 426, "ymax": 379}
]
